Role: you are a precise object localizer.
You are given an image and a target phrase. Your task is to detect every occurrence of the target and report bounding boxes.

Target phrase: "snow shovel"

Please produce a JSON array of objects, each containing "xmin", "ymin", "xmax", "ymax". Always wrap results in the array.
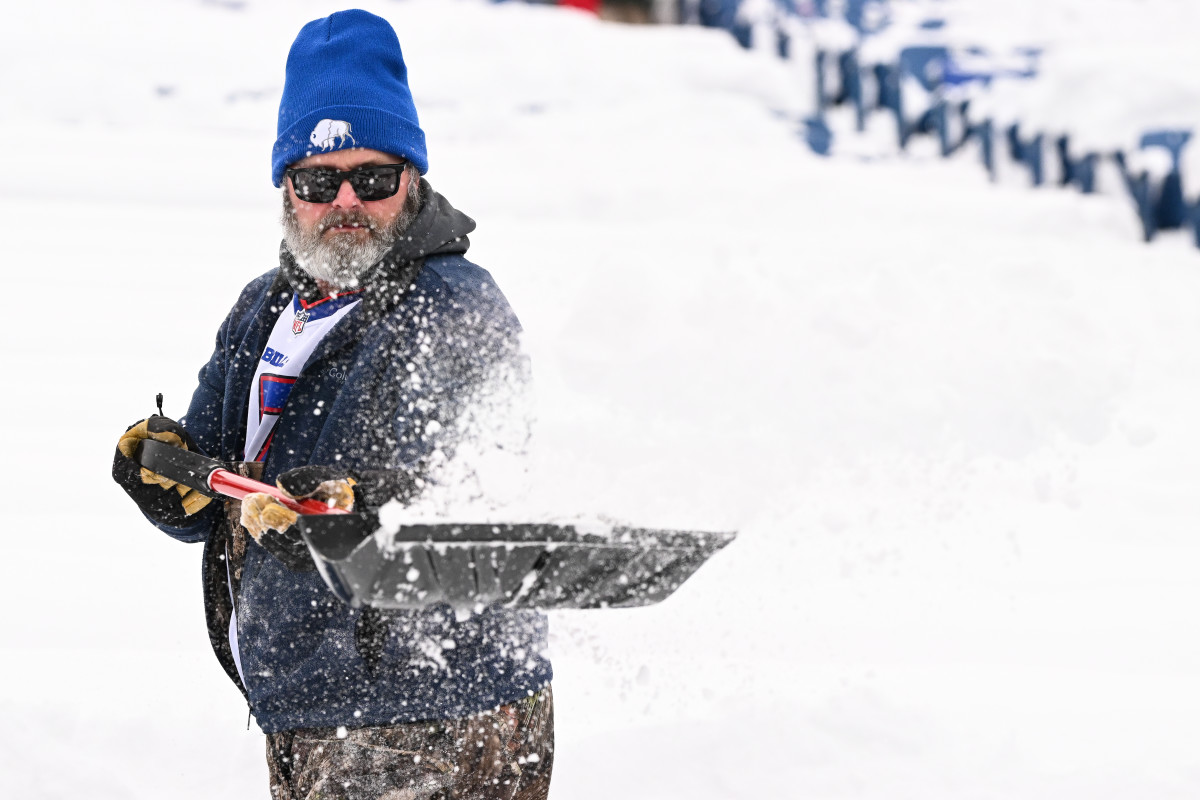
[{"xmin": 134, "ymin": 439, "xmax": 736, "ymax": 613}]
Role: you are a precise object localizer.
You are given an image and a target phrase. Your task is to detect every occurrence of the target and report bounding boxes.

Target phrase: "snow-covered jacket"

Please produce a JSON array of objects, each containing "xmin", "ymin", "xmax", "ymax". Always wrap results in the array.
[{"xmin": 149, "ymin": 182, "xmax": 551, "ymax": 734}]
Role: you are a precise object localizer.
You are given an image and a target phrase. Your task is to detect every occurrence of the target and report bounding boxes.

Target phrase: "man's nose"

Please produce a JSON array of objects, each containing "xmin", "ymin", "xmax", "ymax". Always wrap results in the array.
[{"xmin": 330, "ymin": 178, "xmax": 362, "ymax": 209}]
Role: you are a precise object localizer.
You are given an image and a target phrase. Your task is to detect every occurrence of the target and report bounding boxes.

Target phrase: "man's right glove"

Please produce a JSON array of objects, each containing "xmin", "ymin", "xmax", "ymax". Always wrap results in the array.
[
  {"xmin": 240, "ymin": 466, "xmax": 357, "ymax": 572},
  {"xmin": 112, "ymin": 416, "xmax": 214, "ymax": 527}
]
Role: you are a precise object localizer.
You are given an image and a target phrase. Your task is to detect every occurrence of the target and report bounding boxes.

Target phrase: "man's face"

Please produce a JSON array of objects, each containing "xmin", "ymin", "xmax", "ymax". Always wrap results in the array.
[{"xmin": 282, "ymin": 147, "xmax": 419, "ymax": 289}]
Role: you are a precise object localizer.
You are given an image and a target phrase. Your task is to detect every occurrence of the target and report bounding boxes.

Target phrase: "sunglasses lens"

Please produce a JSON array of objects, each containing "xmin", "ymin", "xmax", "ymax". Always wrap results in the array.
[
  {"xmin": 290, "ymin": 169, "xmax": 341, "ymax": 203},
  {"xmin": 348, "ymin": 166, "xmax": 401, "ymax": 201}
]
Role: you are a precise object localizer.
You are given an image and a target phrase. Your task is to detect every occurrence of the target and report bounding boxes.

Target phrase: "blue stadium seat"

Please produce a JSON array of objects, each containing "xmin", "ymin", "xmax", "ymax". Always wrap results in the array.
[
  {"xmin": 1006, "ymin": 124, "xmax": 1045, "ymax": 186},
  {"xmin": 1113, "ymin": 131, "xmax": 1193, "ymax": 241},
  {"xmin": 887, "ymin": 45, "xmax": 949, "ymax": 149},
  {"xmin": 697, "ymin": 0, "xmax": 752, "ymax": 48},
  {"xmin": 899, "ymin": 44, "xmax": 948, "ymax": 93},
  {"xmin": 839, "ymin": 0, "xmax": 891, "ymax": 34},
  {"xmin": 939, "ymin": 51, "xmax": 1001, "ymax": 163},
  {"xmin": 1055, "ymin": 135, "xmax": 1099, "ymax": 194},
  {"xmin": 1113, "ymin": 150, "xmax": 1158, "ymax": 242},
  {"xmin": 839, "ymin": 49, "xmax": 866, "ymax": 130},
  {"xmin": 975, "ymin": 118, "xmax": 996, "ymax": 178},
  {"xmin": 813, "ymin": 34, "xmax": 865, "ymax": 132},
  {"xmin": 1140, "ymin": 130, "xmax": 1192, "ymax": 231}
]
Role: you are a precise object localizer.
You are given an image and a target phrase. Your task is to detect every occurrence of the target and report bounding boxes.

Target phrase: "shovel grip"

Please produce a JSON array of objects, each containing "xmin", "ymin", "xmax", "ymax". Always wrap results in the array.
[{"xmin": 134, "ymin": 439, "xmax": 348, "ymax": 515}]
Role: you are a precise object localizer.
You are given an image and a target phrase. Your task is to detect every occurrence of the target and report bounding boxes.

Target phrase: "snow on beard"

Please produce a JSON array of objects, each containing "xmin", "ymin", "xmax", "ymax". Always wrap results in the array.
[{"xmin": 281, "ymin": 191, "xmax": 417, "ymax": 289}]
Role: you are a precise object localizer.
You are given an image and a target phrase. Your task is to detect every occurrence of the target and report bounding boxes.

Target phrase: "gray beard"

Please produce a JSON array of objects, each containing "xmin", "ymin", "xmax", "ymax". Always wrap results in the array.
[{"xmin": 281, "ymin": 194, "xmax": 419, "ymax": 289}]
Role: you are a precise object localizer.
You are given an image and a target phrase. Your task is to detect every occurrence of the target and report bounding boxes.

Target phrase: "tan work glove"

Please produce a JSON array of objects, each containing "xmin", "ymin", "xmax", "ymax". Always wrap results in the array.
[
  {"xmin": 239, "ymin": 467, "xmax": 356, "ymax": 571},
  {"xmin": 113, "ymin": 416, "xmax": 213, "ymax": 523}
]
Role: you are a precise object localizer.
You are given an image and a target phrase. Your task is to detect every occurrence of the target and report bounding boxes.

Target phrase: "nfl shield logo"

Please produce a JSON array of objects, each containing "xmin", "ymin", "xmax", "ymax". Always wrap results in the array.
[{"xmin": 292, "ymin": 308, "xmax": 310, "ymax": 335}]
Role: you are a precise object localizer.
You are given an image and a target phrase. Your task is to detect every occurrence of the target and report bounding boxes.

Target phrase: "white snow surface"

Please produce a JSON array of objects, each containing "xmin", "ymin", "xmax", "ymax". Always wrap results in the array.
[{"xmin": 3, "ymin": 0, "xmax": 1200, "ymax": 797}]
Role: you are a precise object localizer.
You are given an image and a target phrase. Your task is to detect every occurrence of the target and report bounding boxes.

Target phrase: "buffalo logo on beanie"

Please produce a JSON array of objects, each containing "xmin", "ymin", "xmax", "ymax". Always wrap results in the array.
[
  {"xmin": 310, "ymin": 120, "xmax": 356, "ymax": 151},
  {"xmin": 272, "ymin": 9, "xmax": 429, "ymax": 187}
]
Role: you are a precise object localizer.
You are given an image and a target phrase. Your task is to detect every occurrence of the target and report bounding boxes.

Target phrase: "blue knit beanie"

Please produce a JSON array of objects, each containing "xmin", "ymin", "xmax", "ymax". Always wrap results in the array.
[{"xmin": 271, "ymin": 9, "xmax": 428, "ymax": 187}]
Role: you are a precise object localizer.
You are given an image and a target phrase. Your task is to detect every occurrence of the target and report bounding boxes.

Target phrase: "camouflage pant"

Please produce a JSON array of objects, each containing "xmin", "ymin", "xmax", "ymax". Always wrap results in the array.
[{"xmin": 265, "ymin": 687, "xmax": 554, "ymax": 800}]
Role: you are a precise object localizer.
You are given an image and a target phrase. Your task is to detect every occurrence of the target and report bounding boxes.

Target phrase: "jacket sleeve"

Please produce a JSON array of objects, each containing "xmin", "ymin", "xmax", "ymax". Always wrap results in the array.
[{"xmin": 144, "ymin": 305, "xmax": 237, "ymax": 544}]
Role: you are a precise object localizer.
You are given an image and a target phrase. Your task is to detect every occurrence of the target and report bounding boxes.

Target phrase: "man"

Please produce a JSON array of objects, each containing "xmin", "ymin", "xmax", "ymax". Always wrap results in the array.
[{"xmin": 111, "ymin": 10, "xmax": 553, "ymax": 800}]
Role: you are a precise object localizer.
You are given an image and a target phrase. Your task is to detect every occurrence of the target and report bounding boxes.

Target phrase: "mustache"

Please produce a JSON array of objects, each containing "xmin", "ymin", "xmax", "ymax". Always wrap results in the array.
[{"xmin": 317, "ymin": 210, "xmax": 380, "ymax": 235}]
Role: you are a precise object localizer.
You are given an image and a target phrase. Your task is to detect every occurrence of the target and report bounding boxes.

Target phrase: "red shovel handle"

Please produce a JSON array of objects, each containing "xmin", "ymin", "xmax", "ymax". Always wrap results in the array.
[
  {"xmin": 208, "ymin": 469, "xmax": 351, "ymax": 515},
  {"xmin": 133, "ymin": 439, "xmax": 350, "ymax": 516}
]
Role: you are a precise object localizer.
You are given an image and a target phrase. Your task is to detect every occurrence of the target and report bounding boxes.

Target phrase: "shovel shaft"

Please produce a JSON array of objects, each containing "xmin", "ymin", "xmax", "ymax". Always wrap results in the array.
[
  {"xmin": 208, "ymin": 469, "xmax": 350, "ymax": 515},
  {"xmin": 133, "ymin": 439, "xmax": 349, "ymax": 516}
]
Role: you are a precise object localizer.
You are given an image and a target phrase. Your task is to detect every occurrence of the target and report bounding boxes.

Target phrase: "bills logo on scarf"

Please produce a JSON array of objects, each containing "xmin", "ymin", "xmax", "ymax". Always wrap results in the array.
[{"xmin": 293, "ymin": 308, "xmax": 311, "ymax": 335}]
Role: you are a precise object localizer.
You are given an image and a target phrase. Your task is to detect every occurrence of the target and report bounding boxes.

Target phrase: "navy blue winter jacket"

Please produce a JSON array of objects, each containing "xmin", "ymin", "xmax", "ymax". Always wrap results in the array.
[{"xmin": 149, "ymin": 184, "xmax": 551, "ymax": 733}]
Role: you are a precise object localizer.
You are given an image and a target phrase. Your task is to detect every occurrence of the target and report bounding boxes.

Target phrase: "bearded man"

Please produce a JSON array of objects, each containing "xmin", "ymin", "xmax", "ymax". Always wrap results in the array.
[{"xmin": 111, "ymin": 10, "xmax": 553, "ymax": 800}]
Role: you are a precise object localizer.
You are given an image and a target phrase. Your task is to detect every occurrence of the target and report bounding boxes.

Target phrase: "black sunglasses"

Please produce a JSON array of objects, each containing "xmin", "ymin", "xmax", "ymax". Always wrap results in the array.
[{"xmin": 285, "ymin": 162, "xmax": 409, "ymax": 203}]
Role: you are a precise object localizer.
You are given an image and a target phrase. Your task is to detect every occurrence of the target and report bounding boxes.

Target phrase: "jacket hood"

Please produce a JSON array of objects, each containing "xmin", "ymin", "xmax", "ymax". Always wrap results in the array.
[{"xmin": 278, "ymin": 179, "xmax": 476, "ymax": 302}]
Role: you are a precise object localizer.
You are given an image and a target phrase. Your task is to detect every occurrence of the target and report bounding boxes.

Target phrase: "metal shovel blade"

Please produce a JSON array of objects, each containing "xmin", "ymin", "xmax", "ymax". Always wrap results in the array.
[{"xmin": 296, "ymin": 516, "xmax": 736, "ymax": 612}]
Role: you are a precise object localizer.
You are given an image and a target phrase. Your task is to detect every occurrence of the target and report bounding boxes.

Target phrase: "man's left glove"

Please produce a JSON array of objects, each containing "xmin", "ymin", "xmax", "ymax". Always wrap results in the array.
[
  {"xmin": 240, "ymin": 466, "xmax": 356, "ymax": 572},
  {"xmin": 112, "ymin": 416, "xmax": 214, "ymax": 527}
]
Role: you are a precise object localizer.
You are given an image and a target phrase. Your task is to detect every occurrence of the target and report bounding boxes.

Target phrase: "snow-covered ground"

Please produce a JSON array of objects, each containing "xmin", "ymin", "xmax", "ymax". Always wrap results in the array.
[{"xmin": 3, "ymin": 1, "xmax": 1199, "ymax": 797}]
